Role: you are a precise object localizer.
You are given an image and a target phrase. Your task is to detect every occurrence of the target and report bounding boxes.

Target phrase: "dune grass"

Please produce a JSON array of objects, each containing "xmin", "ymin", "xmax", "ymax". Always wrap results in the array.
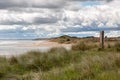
[{"xmin": 0, "ymin": 41, "xmax": 120, "ymax": 80}]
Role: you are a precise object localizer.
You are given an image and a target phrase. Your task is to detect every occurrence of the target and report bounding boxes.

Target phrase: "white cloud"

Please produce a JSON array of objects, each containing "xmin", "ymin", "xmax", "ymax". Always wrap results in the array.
[
  {"xmin": 0, "ymin": 0, "xmax": 119, "ymax": 38},
  {"xmin": 0, "ymin": 0, "xmax": 66, "ymax": 9},
  {"xmin": 0, "ymin": 25, "xmax": 18, "ymax": 30},
  {"xmin": 105, "ymin": 31, "xmax": 120, "ymax": 37}
]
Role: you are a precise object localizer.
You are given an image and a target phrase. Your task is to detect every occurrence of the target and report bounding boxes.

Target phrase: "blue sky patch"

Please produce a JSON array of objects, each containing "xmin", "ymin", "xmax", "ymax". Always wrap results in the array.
[{"xmin": 80, "ymin": 1, "xmax": 103, "ymax": 6}]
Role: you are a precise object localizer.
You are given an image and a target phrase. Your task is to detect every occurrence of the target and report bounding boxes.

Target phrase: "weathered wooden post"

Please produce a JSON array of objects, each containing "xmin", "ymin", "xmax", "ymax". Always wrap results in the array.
[{"xmin": 100, "ymin": 31, "xmax": 104, "ymax": 48}]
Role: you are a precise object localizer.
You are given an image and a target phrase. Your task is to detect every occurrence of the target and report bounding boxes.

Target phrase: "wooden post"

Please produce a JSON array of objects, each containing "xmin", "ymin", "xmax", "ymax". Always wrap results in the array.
[{"xmin": 100, "ymin": 31, "xmax": 104, "ymax": 48}]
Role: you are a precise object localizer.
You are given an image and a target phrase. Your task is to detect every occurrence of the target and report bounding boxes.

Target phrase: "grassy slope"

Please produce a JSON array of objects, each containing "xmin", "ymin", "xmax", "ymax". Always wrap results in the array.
[{"xmin": 0, "ymin": 38, "xmax": 120, "ymax": 80}]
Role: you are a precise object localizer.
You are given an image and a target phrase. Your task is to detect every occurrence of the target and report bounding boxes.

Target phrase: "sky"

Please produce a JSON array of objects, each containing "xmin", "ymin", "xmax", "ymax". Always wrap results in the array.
[{"xmin": 0, "ymin": 0, "xmax": 120, "ymax": 39}]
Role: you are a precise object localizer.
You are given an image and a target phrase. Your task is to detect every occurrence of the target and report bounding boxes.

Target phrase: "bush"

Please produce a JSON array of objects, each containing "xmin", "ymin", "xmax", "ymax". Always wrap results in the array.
[
  {"xmin": 72, "ymin": 42, "xmax": 89, "ymax": 51},
  {"xmin": 97, "ymin": 47, "xmax": 104, "ymax": 51},
  {"xmin": 114, "ymin": 42, "xmax": 120, "ymax": 51},
  {"xmin": 107, "ymin": 43, "xmax": 111, "ymax": 48},
  {"xmin": 9, "ymin": 56, "xmax": 18, "ymax": 65},
  {"xmin": 114, "ymin": 42, "xmax": 120, "ymax": 46},
  {"xmin": 0, "ymin": 72, "xmax": 5, "ymax": 78}
]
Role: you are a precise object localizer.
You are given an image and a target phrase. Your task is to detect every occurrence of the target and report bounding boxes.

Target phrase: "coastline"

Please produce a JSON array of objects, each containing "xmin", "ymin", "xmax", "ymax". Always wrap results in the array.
[{"xmin": 0, "ymin": 40, "xmax": 72, "ymax": 57}]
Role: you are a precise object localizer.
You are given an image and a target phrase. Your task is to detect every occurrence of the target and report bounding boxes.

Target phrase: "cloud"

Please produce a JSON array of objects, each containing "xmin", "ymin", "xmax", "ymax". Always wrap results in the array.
[
  {"xmin": 61, "ymin": 0, "xmax": 120, "ymax": 32},
  {"xmin": 33, "ymin": 17, "xmax": 58, "ymax": 24},
  {"xmin": 0, "ymin": 0, "xmax": 113, "ymax": 10},
  {"xmin": 0, "ymin": 9, "xmax": 61, "ymax": 25},
  {"xmin": 69, "ymin": 0, "xmax": 113, "ymax": 1},
  {"xmin": 0, "ymin": 0, "xmax": 119, "ymax": 38},
  {"xmin": 0, "ymin": 0, "xmax": 66, "ymax": 9},
  {"xmin": 105, "ymin": 31, "xmax": 120, "ymax": 37}
]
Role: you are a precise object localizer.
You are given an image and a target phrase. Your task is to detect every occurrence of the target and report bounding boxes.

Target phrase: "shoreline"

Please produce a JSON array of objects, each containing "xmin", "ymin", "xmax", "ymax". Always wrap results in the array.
[{"xmin": 0, "ymin": 40, "xmax": 72, "ymax": 57}]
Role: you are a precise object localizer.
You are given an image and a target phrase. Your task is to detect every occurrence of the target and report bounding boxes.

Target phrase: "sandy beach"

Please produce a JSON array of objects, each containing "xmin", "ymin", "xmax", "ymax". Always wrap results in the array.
[
  {"xmin": 17, "ymin": 40, "xmax": 71, "ymax": 48},
  {"xmin": 0, "ymin": 40, "xmax": 71, "ymax": 57}
]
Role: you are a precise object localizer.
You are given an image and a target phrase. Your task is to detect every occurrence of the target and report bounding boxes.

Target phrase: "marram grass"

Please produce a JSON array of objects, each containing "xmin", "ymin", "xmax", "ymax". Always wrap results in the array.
[{"xmin": 0, "ymin": 42, "xmax": 120, "ymax": 80}]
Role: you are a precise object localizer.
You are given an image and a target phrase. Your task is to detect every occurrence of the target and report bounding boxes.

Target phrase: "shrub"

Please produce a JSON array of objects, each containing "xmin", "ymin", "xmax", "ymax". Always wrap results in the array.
[
  {"xmin": 72, "ymin": 42, "xmax": 89, "ymax": 51},
  {"xmin": 107, "ymin": 43, "xmax": 111, "ymax": 48},
  {"xmin": 9, "ymin": 56, "xmax": 18, "ymax": 65},
  {"xmin": 48, "ymin": 47, "xmax": 67, "ymax": 53},
  {"xmin": 0, "ymin": 72, "xmax": 5, "ymax": 78},
  {"xmin": 114, "ymin": 42, "xmax": 120, "ymax": 47},
  {"xmin": 114, "ymin": 42, "xmax": 120, "ymax": 51},
  {"xmin": 97, "ymin": 47, "xmax": 104, "ymax": 51}
]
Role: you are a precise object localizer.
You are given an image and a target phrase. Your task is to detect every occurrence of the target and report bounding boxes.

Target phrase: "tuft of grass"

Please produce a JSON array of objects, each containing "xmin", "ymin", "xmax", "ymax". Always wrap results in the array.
[
  {"xmin": 107, "ymin": 43, "xmax": 111, "ymax": 48},
  {"xmin": 71, "ymin": 42, "xmax": 98, "ymax": 51},
  {"xmin": 114, "ymin": 42, "xmax": 120, "ymax": 51},
  {"xmin": 72, "ymin": 42, "xmax": 89, "ymax": 51},
  {"xmin": 9, "ymin": 56, "xmax": 18, "ymax": 65}
]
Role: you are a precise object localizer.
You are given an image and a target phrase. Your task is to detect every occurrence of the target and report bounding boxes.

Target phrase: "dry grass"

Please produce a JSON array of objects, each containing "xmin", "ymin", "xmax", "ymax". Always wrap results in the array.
[
  {"xmin": 16, "ymin": 52, "xmax": 120, "ymax": 80},
  {"xmin": 0, "ymin": 38, "xmax": 120, "ymax": 80}
]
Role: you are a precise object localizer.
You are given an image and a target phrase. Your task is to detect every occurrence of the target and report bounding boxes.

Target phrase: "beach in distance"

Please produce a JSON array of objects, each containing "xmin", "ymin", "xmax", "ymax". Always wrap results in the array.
[{"xmin": 0, "ymin": 40, "xmax": 71, "ymax": 57}]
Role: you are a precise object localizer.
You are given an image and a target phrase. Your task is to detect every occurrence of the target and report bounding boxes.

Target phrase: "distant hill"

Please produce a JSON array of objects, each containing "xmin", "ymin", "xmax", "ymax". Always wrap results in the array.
[
  {"xmin": 34, "ymin": 38, "xmax": 50, "ymax": 40},
  {"xmin": 57, "ymin": 35, "xmax": 77, "ymax": 39},
  {"xmin": 83, "ymin": 36, "xmax": 95, "ymax": 38},
  {"xmin": 50, "ymin": 35, "xmax": 80, "ymax": 44}
]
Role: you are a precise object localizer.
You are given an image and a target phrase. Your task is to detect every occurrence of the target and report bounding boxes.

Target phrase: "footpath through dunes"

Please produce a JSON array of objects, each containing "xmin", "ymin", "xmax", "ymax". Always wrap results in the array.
[{"xmin": 0, "ymin": 40, "xmax": 72, "ymax": 57}]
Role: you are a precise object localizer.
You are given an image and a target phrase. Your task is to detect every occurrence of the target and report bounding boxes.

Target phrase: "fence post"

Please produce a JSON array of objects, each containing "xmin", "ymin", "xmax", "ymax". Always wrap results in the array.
[{"xmin": 100, "ymin": 31, "xmax": 104, "ymax": 48}]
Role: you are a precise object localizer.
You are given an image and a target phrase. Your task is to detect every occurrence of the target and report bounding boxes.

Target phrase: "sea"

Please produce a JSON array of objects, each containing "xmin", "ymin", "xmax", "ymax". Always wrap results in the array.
[{"xmin": 0, "ymin": 40, "xmax": 50, "ymax": 57}]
